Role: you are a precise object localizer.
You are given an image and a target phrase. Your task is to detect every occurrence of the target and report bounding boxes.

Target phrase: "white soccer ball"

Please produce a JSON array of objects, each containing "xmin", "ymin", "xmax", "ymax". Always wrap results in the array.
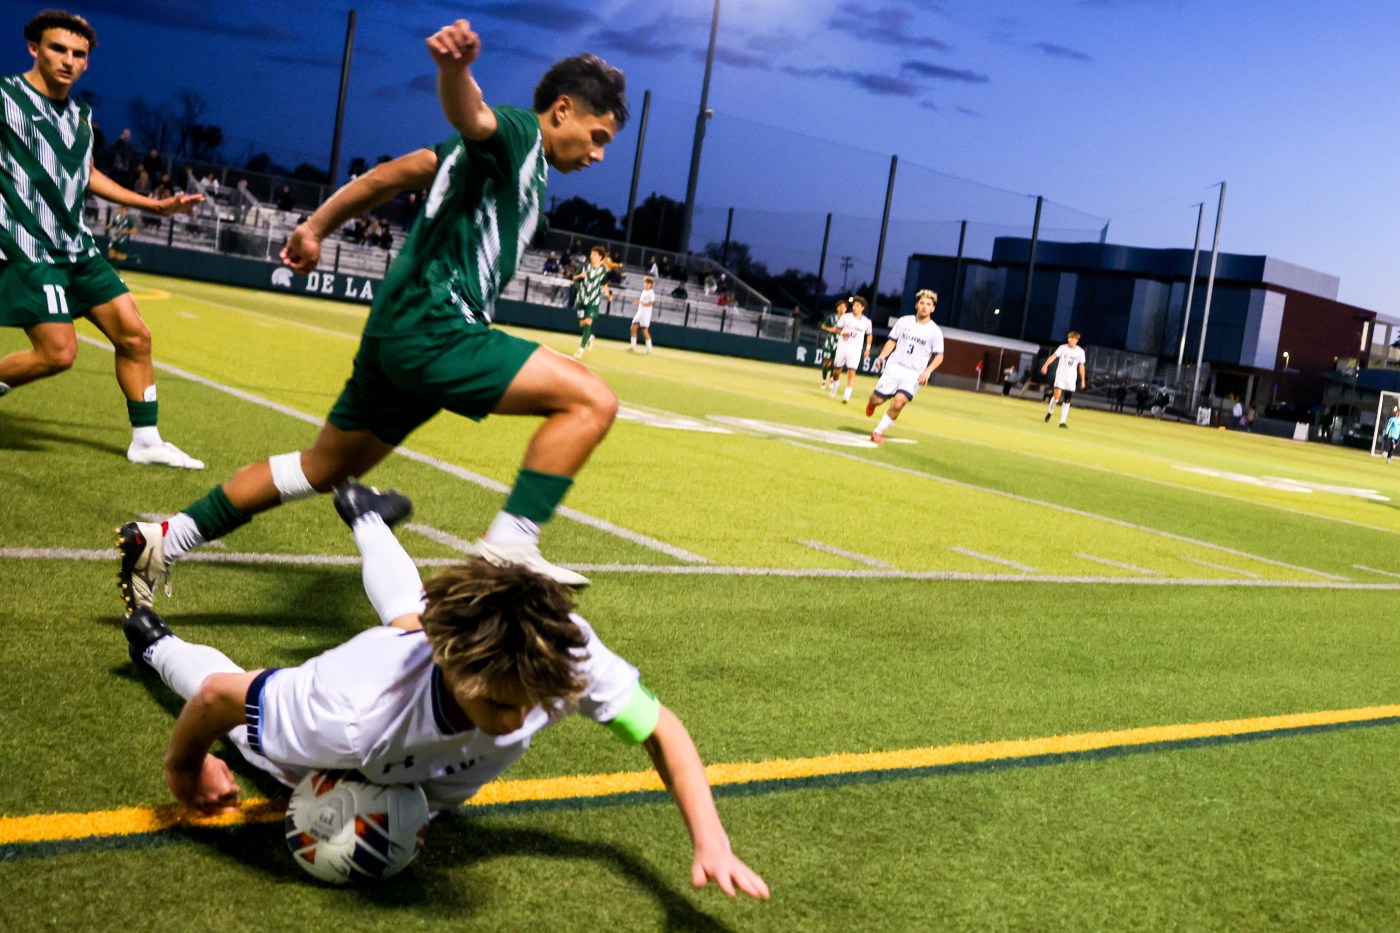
[{"xmin": 284, "ymin": 770, "xmax": 430, "ymax": 884}]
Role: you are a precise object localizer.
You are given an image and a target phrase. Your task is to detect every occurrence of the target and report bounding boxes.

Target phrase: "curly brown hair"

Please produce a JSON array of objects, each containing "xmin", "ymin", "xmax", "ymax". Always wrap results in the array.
[
  {"xmin": 25, "ymin": 9, "xmax": 96, "ymax": 49},
  {"xmin": 421, "ymin": 560, "xmax": 588, "ymax": 707}
]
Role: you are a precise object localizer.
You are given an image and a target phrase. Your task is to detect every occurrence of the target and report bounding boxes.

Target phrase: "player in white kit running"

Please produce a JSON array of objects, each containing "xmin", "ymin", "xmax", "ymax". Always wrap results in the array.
[
  {"xmin": 1041, "ymin": 331, "xmax": 1086, "ymax": 428},
  {"xmin": 865, "ymin": 289, "xmax": 944, "ymax": 444},
  {"xmin": 123, "ymin": 480, "xmax": 769, "ymax": 899},
  {"xmin": 830, "ymin": 295, "xmax": 873, "ymax": 403},
  {"xmin": 630, "ymin": 275, "xmax": 655, "ymax": 352}
]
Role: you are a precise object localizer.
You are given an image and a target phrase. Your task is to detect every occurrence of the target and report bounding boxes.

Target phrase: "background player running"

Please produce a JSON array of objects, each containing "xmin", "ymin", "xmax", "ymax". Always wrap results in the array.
[
  {"xmin": 123, "ymin": 479, "xmax": 769, "ymax": 899},
  {"xmin": 573, "ymin": 245, "xmax": 615, "ymax": 358},
  {"xmin": 829, "ymin": 295, "xmax": 872, "ymax": 403},
  {"xmin": 1041, "ymin": 331, "xmax": 1087, "ymax": 429},
  {"xmin": 0, "ymin": 10, "xmax": 203, "ymax": 468},
  {"xmin": 118, "ymin": 19, "xmax": 626, "ymax": 609},
  {"xmin": 865, "ymin": 289, "xmax": 944, "ymax": 444}
]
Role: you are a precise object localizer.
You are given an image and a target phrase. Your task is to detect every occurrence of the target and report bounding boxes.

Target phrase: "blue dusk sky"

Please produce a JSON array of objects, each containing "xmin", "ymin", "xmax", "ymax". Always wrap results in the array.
[{"xmin": 3, "ymin": 0, "xmax": 1397, "ymax": 314}]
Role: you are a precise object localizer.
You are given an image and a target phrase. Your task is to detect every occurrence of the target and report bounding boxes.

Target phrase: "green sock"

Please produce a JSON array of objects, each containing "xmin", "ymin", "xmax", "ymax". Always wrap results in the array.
[
  {"xmin": 503, "ymin": 468, "xmax": 574, "ymax": 524},
  {"xmin": 578, "ymin": 324, "xmax": 592, "ymax": 349},
  {"xmin": 127, "ymin": 399, "xmax": 158, "ymax": 428},
  {"xmin": 183, "ymin": 485, "xmax": 252, "ymax": 541}
]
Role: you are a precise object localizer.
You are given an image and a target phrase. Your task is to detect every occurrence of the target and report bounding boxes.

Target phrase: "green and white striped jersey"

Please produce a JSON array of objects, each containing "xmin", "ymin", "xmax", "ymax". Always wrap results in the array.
[
  {"xmin": 575, "ymin": 262, "xmax": 609, "ymax": 309},
  {"xmin": 0, "ymin": 75, "xmax": 98, "ymax": 264},
  {"xmin": 365, "ymin": 105, "xmax": 548, "ymax": 336}
]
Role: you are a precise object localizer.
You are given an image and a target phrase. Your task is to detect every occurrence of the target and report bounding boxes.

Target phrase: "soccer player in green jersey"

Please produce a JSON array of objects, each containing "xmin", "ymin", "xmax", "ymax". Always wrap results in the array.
[
  {"xmin": 0, "ymin": 10, "xmax": 204, "ymax": 468},
  {"xmin": 572, "ymin": 244, "xmax": 614, "ymax": 358},
  {"xmin": 119, "ymin": 18, "xmax": 626, "ymax": 608},
  {"xmin": 818, "ymin": 298, "xmax": 845, "ymax": 389},
  {"xmin": 105, "ymin": 205, "xmax": 135, "ymax": 263}
]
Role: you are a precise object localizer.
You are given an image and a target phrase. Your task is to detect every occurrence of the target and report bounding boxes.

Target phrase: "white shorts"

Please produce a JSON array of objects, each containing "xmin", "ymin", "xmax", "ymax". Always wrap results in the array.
[
  {"xmin": 833, "ymin": 343, "xmax": 863, "ymax": 370},
  {"xmin": 1054, "ymin": 373, "xmax": 1079, "ymax": 392},
  {"xmin": 632, "ymin": 306, "xmax": 653, "ymax": 328},
  {"xmin": 874, "ymin": 366, "xmax": 921, "ymax": 400}
]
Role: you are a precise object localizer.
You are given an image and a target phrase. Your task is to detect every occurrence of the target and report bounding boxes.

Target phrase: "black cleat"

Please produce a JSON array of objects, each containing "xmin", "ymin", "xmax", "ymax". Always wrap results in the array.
[
  {"xmin": 124, "ymin": 607, "xmax": 173, "ymax": 669},
  {"xmin": 1044, "ymin": 411, "xmax": 1052, "ymax": 422},
  {"xmin": 332, "ymin": 477, "xmax": 413, "ymax": 529},
  {"xmin": 1059, "ymin": 423, "xmax": 1069, "ymax": 429}
]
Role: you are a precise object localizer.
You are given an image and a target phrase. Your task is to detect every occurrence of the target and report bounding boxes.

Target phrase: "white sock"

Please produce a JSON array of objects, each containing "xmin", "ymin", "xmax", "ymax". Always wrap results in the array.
[
  {"xmin": 630, "ymin": 336, "xmax": 637, "ymax": 347},
  {"xmin": 876, "ymin": 414, "xmax": 894, "ymax": 434},
  {"xmin": 353, "ymin": 513, "xmax": 427, "ymax": 625},
  {"xmin": 131, "ymin": 426, "xmax": 162, "ymax": 447},
  {"xmin": 146, "ymin": 634, "xmax": 244, "ymax": 700},
  {"xmin": 645, "ymin": 339, "xmax": 652, "ymax": 350},
  {"xmin": 162, "ymin": 512, "xmax": 205, "ymax": 560},
  {"xmin": 1060, "ymin": 403, "xmax": 1071, "ymax": 424},
  {"xmin": 843, "ymin": 386, "xmax": 852, "ymax": 401},
  {"xmin": 1047, "ymin": 400, "xmax": 1056, "ymax": 414},
  {"xmin": 485, "ymin": 511, "xmax": 541, "ymax": 547}
]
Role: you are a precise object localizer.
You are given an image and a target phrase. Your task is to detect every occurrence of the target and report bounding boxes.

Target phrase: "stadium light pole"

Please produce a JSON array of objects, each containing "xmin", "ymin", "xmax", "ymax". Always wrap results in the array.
[
  {"xmin": 1189, "ymin": 182, "xmax": 1227, "ymax": 409},
  {"xmin": 622, "ymin": 89, "xmax": 652, "ymax": 265},
  {"xmin": 679, "ymin": 0, "xmax": 722, "ymax": 258},
  {"xmin": 327, "ymin": 9, "xmax": 357, "ymax": 191},
  {"xmin": 1174, "ymin": 201, "xmax": 1205, "ymax": 389}
]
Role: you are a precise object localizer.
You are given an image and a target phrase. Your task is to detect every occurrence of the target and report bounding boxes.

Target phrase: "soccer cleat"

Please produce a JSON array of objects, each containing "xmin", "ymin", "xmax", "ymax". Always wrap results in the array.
[
  {"xmin": 865, "ymin": 402, "xmax": 876, "ymax": 417},
  {"xmin": 332, "ymin": 478, "xmax": 413, "ymax": 529},
  {"xmin": 128, "ymin": 440, "xmax": 204, "ymax": 470},
  {"xmin": 573, "ymin": 348, "xmax": 584, "ymax": 359},
  {"xmin": 1059, "ymin": 423, "xmax": 1069, "ymax": 429},
  {"xmin": 870, "ymin": 431, "xmax": 885, "ymax": 445},
  {"xmin": 123, "ymin": 606, "xmax": 173, "ymax": 669},
  {"xmin": 1044, "ymin": 411, "xmax": 1052, "ymax": 423},
  {"xmin": 842, "ymin": 397, "xmax": 849, "ymax": 405},
  {"xmin": 587, "ymin": 334, "xmax": 595, "ymax": 350},
  {"xmin": 117, "ymin": 521, "xmax": 172, "ymax": 615},
  {"xmin": 474, "ymin": 539, "xmax": 590, "ymax": 588}
]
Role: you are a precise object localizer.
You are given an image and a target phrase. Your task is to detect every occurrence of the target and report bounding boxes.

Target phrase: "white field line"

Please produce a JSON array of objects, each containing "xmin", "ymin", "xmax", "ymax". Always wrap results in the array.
[
  {"xmin": 1179, "ymin": 556, "xmax": 1261, "ymax": 579},
  {"xmin": 403, "ymin": 522, "xmax": 477, "ymax": 554},
  {"xmin": 783, "ymin": 440, "xmax": 1350, "ymax": 582},
  {"xmin": 798, "ymin": 540, "xmax": 892, "ymax": 568},
  {"xmin": 1354, "ymin": 564, "xmax": 1400, "ymax": 580},
  {"xmin": 1076, "ymin": 553, "xmax": 1162, "ymax": 576},
  {"xmin": 75, "ymin": 335, "xmax": 709, "ymax": 565},
  {"xmin": 9, "ymin": 547, "xmax": 1400, "ymax": 589},
  {"xmin": 948, "ymin": 547, "xmax": 1038, "ymax": 573}
]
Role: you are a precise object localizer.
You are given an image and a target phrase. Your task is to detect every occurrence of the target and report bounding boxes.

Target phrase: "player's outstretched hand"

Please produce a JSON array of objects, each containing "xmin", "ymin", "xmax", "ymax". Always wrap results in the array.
[
  {"xmin": 280, "ymin": 223, "xmax": 322, "ymax": 275},
  {"xmin": 692, "ymin": 846, "xmax": 771, "ymax": 899},
  {"xmin": 427, "ymin": 19, "xmax": 482, "ymax": 68},
  {"xmin": 166, "ymin": 753, "xmax": 241, "ymax": 816},
  {"xmin": 151, "ymin": 193, "xmax": 204, "ymax": 216}
]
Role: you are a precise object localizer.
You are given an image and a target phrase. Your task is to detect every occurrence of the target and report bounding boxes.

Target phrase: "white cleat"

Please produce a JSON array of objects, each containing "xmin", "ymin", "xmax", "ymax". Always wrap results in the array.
[
  {"xmin": 474, "ymin": 539, "xmax": 590, "ymax": 587},
  {"xmin": 117, "ymin": 521, "xmax": 172, "ymax": 614},
  {"xmin": 128, "ymin": 440, "xmax": 204, "ymax": 470}
]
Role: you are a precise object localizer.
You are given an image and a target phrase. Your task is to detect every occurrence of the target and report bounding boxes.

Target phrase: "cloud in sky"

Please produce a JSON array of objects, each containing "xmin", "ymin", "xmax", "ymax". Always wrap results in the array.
[
  {"xmin": 829, "ymin": 2, "xmax": 951, "ymax": 51},
  {"xmin": 374, "ymin": 73, "xmax": 436, "ymax": 101},
  {"xmin": 593, "ymin": 23, "xmax": 689, "ymax": 60},
  {"xmin": 1034, "ymin": 42, "xmax": 1092, "ymax": 61},
  {"xmin": 782, "ymin": 66, "xmax": 920, "ymax": 97},
  {"xmin": 707, "ymin": 47, "xmax": 773, "ymax": 70},
  {"xmin": 79, "ymin": 0, "xmax": 298, "ymax": 41},
  {"xmin": 900, "ymin": 61, "xmax": 990, "ymax": 83},
  {"xmin": 476, "ymin": 1, "xmax": 600, "ymax": 33}
]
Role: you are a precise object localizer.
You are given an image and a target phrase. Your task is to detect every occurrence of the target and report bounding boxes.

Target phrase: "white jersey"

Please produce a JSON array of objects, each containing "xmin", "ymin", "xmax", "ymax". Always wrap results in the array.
[
  {"xmin": 246, "ymin": 616, "xmax": 638, "ymax": 810},
  {"xmin": 633, "ymin": 287, "xmax": 655, "ymax": 327},
  {"xmin": 884, "ymin": 315, "xmax": 944, "ymax": 372},
  {"xmin": 835, "ymin": 312, "xmax": 873, "ymax": 351},
  {"xmin": 1052, "ymin": 343, "xmax": 1086, "ymax": 390}
]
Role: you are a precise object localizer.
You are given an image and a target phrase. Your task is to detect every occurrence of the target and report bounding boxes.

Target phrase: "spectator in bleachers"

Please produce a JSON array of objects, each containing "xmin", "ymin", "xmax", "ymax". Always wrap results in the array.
[
  {"xmin": 648, "ymin": 256, "xmax": 658, "ymax": 278},
  {"xmin": 112, "ymin": 128, "xmax": 134, "ymax": 179},
  {"xmin": 91, "ymin": 119, "xmax": 107, "ymax": 168},
  {"xmin": 152, "ymin": 174, "xmax": 173, "ymax": 201},
  {"xmin": 201, "ymin": 170, "xmax": 219, "ymax": 195},
  {"xmin": 543, "ymin": 251, "xmax": 560, "ymax": 274},
  {"xmin": 376, "ymin": 219, "xmax": 393, "ymax": 250},
  {"xmin": 659, "ymin": 255, "xmax": 672, "ymax": 279},
  {"xmin": 132, "ymin": 167, "xmax": 152, "ymax": 196},
  {"xmin": 671, "ymin": 283, "xmax": 688, "ymax": 299},
  {"xmin": 703, "ymin": 272, "xmax": 717, "ymax": 295},
  {"xmin": 276, "ymin": 185, "xmax": 294, "ymax": 212},
  {"xmin": 235, "ymin": 179, "xmax": 258, "ymax": 222},
  {"xmin": 142, "ymin": 148, "xmax": 164, "ymax": 179}
]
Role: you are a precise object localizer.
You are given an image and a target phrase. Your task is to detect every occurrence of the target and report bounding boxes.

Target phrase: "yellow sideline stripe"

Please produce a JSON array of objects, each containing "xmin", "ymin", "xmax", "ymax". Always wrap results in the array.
[
  {"xmin": 6, "ymin": 703, "xmax": 1400, "ymax": 846},
  {"xmin": 127, "ymin": 287, "xmax": 171, "ymax": 301}
]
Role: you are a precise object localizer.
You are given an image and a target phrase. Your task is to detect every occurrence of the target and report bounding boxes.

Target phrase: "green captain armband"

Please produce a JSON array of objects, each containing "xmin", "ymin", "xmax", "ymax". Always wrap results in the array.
[{"xmin": 605, "ymin": 682, "xmax": 661, "ymax": 744}]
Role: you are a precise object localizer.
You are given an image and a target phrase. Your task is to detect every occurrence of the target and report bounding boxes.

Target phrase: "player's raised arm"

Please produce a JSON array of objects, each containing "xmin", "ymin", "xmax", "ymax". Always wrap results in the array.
[
  {"xmin": 281, "ymin": 148, "xmax": 438, "ymax": 274},
  {"xmin": 88, "ymin": 164, "xmax": 202, "ymax": 216},
  {"xmin": 428, "ymin": 20, "xmax": 497, "ymax": 141},
  {"xmin": 643, "ymin": 706, "xmax": 770, "ymax": 899}
]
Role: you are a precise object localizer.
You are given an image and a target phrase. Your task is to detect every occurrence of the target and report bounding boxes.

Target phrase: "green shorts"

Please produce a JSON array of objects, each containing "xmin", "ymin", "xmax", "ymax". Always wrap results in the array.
[
  {"xmin": 0, "ymin": 253, "xmax": 129, "ymax": 327},
  {"xmin": 327, "ymin": 325, "xmax": 540, "ymax": 446},
  {"xmin": 576, "ymin": 303, "xmax": 599, "ymax": 320}
]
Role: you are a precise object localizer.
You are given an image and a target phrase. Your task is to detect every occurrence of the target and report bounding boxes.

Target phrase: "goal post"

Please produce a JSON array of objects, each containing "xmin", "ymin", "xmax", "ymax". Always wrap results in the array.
[{"xmin": 1372, "ymin": 390, "xmax": 1400, "ymax": 457}]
